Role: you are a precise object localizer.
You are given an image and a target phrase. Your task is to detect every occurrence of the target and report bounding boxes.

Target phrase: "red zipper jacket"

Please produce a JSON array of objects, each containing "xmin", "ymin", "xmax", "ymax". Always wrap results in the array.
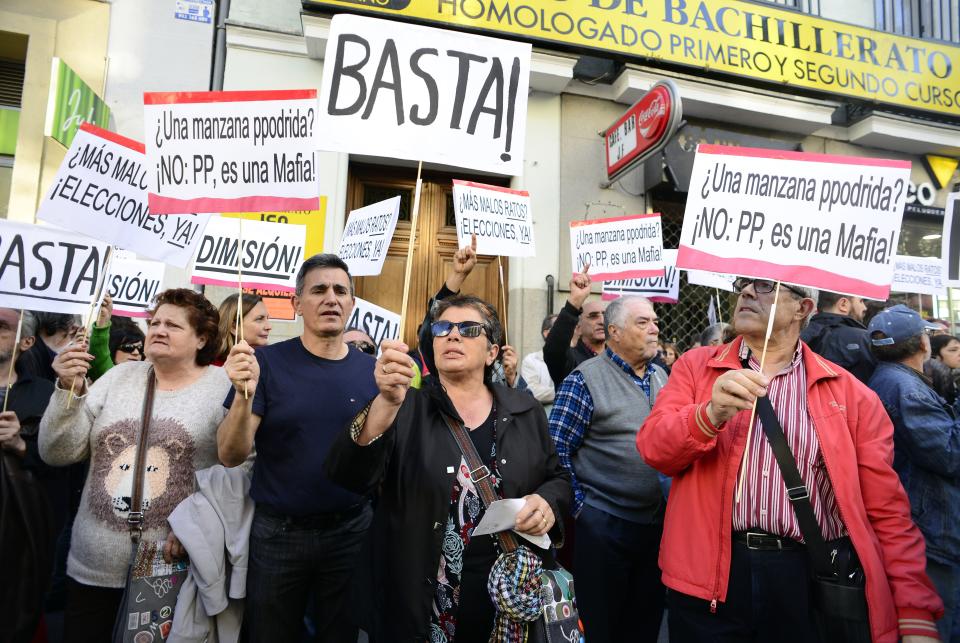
[{"xmin": 637, "ymin": 338, "xmax": 943, "ymax": 641}]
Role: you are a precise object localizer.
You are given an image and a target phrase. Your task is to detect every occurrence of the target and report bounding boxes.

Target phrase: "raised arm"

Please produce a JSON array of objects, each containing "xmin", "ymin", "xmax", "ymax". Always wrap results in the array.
[
  {"xmin": 543, "ymin": 267, "xmax": 591, "ymax": 387},
  {"xmin": 217, "ymin": 341, "xmax": 262, "ymax": 467}
]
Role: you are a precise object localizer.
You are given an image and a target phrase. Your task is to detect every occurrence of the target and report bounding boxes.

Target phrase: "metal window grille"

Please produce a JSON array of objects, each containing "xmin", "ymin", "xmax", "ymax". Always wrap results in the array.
[
  {"xmin": 753, "ymin": 0, "xmax": 822, "ymax": 15},
  {"xmin": 875, "ymin": 0, "xmax": 960, "ymax": 43}
]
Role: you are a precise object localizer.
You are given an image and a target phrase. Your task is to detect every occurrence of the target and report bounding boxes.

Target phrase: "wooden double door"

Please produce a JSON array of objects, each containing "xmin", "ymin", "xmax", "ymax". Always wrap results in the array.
[{"xmin": 347, "ymin": 164, "xmax": 509, "ymax": 347}]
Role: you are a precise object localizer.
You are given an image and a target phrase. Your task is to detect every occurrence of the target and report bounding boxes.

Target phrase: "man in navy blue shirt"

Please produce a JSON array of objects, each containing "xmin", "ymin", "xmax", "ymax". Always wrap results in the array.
[{"xmin": 218, "ymin": 254, "xmax": 378, "ymax": 643}]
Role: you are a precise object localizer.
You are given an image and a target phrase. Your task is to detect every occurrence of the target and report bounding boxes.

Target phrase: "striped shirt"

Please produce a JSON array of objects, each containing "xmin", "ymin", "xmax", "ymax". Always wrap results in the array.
[{"xmin": 732, "ymin": 342, "xmax": 846, "ymax": 542}]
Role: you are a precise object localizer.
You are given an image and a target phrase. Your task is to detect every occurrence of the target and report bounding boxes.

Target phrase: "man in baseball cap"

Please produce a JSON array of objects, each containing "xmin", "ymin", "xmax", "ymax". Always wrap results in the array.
[{"xmin": 868, "ymin": 303, "xmax": 960, "ymax": 643}]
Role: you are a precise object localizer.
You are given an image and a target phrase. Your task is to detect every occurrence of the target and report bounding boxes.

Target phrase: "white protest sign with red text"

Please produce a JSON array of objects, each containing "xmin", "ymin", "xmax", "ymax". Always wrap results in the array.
[
  {"xmin": 108, "ymin": 253, "xmax": 166, "ymax": 318},
  {"xmin": 453, "ymin": 181, "xmax": 534, "ymax": 257},
  {"xmin": 603, "ymin": 249, "xmax": 679, "ymax": 303},
  {"xmin": 569, "ymin": 213, "xmax": 664, "ymax": 281},
  {"xmin": 0, "ymin": 220, "xmax": 111, "ymax": 315},
  {"xmin": 37, "ymin": 123, "xmax": 209, "ymax": 268},
  {"xmin": 318, "ymin": 14, "xmax": 531, "ymax": 176},
  {"xmin": 144, "ymin": 89, "xmax": 320, "ymax": 214},
  {"xmin": 678, "ymin": 145, "xmax": 911, "ymax": 300},
  {"xmin": 189, "ymin": 216, "xmax": 306, "ymax": 291}
]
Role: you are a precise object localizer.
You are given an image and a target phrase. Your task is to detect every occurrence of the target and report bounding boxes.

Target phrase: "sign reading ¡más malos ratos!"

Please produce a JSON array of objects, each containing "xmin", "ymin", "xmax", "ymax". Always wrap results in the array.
[{"xmin": 603, "ymin": 79, "xmax": 682, "ymax": 183}]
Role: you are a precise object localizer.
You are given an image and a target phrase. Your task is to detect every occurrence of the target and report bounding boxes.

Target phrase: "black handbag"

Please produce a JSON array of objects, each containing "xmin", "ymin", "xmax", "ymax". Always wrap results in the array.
[
  {"xmin": 111, "ymin": 368, "xmax": 189, "ymax": 643},
  {"xmin": 754, "ymin": 395, "xmax": 871, "ymax": 643},
  {"xmin": 441, "ymin": 412, "xmax": 584, "ymax": 643}
]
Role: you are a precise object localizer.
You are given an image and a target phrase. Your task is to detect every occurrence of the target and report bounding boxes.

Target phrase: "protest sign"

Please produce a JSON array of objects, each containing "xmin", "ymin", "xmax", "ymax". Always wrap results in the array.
[
  {"xmin": 144, "ymin": 89, "xmax": 320, "ymax": 214},
  {"xmin": 453, "ymin": 181, "xmax": 534, "ymax": 257},
  {"xmin": 678, "ymin": 144, "xmax": 911, "ymax": 300},
  {"xmin": 189, "ymin": 216, "xmax": 306, "ymax": 291},
  {"xmin": 347, "ymin": 296, "xmax": 400, "ymax": 348},
  {"xmin": 891, "ymin": 255, "xmax": 947, "ymax": 297},
  {"xmin": 337, "ymin": 196, "xmax": 400, "ymax": 276},
  {"xmin": 222, "ymin": 200, "xmax": 327, "ymax": 258},
  {"xmin": 686, "ymin": 269, "xmax": 736, "ymax": 292},
  {"xmin": 945, "ymin": 192, "xmax": 960, "ymax": 288},
  {"xmin": 318, "ymin": 14, "xmax": 531, "ymax": 176},
  {"xmin": 108, "ymin": 254, "xmax": 166, "ymax": 317},
  {"xmin": 37, "ymin": 123, "xmax": 210, "ymax": 268},
  {"xmin": 569, "ymin": 213, "xmax": 664, "ymax": 282},
  {"xmin": 602, "ymin": 250, "xmax": 679, "ymax": 303},
  {"xmin": 0, "ymin": 220, "xmax": 111, "ymax": 315}
]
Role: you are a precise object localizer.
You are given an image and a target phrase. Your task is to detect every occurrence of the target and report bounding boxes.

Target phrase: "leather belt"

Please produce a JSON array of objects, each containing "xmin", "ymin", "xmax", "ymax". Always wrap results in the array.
[{"xmin": 733, "ymin": 530, "xmax": 804, "ymax": 551}]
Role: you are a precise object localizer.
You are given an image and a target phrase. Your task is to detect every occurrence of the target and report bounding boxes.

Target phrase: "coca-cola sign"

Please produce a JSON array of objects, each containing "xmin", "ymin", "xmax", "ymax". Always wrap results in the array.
[{"xmin": 603, "ymin": 79, "xmax": 682, "ymax": 183}]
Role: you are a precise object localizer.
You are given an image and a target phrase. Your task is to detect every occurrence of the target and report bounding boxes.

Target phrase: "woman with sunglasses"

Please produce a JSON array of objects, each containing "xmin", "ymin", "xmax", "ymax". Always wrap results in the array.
[
  {"xmin": 214, "ymin": 293, "xmax": 272, "ymax": 366},
  {"xmin": 326, "ymin": 294, "xmax": 571, "ymax": 643},
  {"xmin": 85, "ymin": 295, "xmax": 147, "ymax": 382}
]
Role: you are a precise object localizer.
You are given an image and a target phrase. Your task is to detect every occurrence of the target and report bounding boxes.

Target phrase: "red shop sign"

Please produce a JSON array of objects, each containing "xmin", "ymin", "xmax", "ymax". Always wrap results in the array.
[{"xmin": 603, "ymin": 79, "xmax": 682, "ymax": 183}]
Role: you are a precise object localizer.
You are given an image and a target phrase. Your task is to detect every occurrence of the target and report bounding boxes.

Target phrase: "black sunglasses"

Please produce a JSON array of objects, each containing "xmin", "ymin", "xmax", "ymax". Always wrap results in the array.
[
  {"xmin": 348, "ymin": 340, "xmax": 376, "ymax": 355},
  {"xmin": 431, "ymin": 320, "xmax": 486, "ymax": 339},
  {"xmin": 732, "ymin": 278, "xmax": 807, "ymax": 299},
  {"xmin": 117, "ymin": 342, "xmax": 143, "ymax": 354}
]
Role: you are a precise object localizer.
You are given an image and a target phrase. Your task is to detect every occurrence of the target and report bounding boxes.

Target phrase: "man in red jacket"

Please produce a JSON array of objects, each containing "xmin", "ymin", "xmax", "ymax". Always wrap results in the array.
[{"xmin": 637, "ymin": 277, "xmax": 942, "ymax": 643}]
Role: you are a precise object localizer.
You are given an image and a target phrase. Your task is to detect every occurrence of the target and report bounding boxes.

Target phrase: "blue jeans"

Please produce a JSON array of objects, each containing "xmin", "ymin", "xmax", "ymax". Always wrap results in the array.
[
  {"xmin": 927, "ymin": 557, "xmax": 960, "ymax": 643},
  {"xmin": 574, "ymin": 504, "xmax": 665, "ymax": 643},
  {"xmin": 245, "ymin": 503, "xmax": 373, "ymax": 643}
]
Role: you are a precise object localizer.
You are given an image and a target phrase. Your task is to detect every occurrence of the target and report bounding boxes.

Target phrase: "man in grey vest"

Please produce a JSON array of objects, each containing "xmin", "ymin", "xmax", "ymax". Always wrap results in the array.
[{"xmin": 548, "ymin": 295, "xmax": 667, "ymax": 642}]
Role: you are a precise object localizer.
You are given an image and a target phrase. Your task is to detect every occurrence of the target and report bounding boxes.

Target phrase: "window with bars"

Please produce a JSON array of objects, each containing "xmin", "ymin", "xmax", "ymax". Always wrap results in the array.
[
  {"xmin": 753, "ymin": 0, "xmax": 822, "ymax": 15},
  {"xmin": 875, "ymin": 0, "xmax": 960, "ymax": 43}
]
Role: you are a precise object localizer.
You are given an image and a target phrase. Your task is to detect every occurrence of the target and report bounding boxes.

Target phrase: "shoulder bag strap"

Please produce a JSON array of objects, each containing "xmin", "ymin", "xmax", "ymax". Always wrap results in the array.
[
  {"xmin": 754, "ymin": 395, "xmax": 835, "ymax": 578},
  {"xmin": 127, "ymin": 367, "xmax": 157, "ymax": 542},
  {"xmin": 441, "ymin": 412, "xmax": 519, "ymax": 554}
]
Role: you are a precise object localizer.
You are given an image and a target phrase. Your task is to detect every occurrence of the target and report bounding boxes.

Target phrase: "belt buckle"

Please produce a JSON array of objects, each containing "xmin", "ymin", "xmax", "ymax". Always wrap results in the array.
[
  {"xmin": 469, "ymin": 465, "xmax": 490, "ymax": 483},
  {"xmin": 745, "ymin": 531, "xmax": 780, "ymax": 550}
]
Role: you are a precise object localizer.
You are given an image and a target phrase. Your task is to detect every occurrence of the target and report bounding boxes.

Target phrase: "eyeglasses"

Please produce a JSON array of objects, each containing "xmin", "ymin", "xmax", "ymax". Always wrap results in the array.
[
  {"xmin": 117, "ymin": 342, "xmax": 143, "ymax": 354},
  {"xmin": 347, "ymin": 340, "xmax": 376, "ymax": 355},
  {"xmin": 431, "ymin": 320, "xmax": 487, "ymax": 339},
  {"xmin": 732, "ymin": 278, "xmax": 807, "ymax": 299}
]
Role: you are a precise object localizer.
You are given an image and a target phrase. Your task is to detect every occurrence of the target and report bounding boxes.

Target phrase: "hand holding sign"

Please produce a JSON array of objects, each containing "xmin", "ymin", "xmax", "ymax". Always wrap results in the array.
[
  {"xmin": 376, "ymin": 339, "xmax": 415, "ymax": 406},
  {"xmin": 501, "ymin": 345, "xmax": 518, "ymax": 387},
  {"xmin": 53, "ymin": 341, "xmax": 93, "ymax": 396},
  {"xmin": 97, "ymin": 294, "xmax": 113, "ymax": 328},
  {"xmin": 224, "ymin": 341, "xmax": 259, "ymax": 397},
  {"xmin": 708, "ymin": 370, "xmax": 770, "ymax": 426}
]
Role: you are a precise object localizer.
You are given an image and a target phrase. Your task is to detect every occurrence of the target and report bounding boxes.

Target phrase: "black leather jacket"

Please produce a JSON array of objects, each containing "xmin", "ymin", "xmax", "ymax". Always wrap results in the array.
[{"xmin": 801, "ymin": 312, "xmax": 877, "ymax": 384}]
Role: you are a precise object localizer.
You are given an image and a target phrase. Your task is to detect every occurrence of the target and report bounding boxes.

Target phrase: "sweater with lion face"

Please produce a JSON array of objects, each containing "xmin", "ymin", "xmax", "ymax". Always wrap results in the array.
[{"xmin": 40, "ymin": 360, "xmax": 229, "ymax": 588}]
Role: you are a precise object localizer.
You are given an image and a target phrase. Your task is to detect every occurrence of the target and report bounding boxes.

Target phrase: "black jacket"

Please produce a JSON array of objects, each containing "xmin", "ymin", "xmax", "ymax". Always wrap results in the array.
[
  {"xmin": 325, "ymin": 383, "xmax": 572, "ymax": 643},
  {"xmin": 800, "ymin": 312, "xmax": 877, "ymax": 384},
  {"xmin": 542, "ymin": 301, "xmax": 598, "ymax": 390}
]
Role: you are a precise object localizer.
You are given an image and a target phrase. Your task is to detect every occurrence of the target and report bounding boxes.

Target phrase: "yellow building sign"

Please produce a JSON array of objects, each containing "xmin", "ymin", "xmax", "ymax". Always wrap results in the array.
[{"xmin": 305, "ymin": 0, "xmax": 960, "ymax": 117}]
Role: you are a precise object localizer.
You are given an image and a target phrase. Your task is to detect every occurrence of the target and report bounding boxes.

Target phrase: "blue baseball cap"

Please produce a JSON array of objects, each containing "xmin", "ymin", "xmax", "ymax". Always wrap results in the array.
[{"xmin": 867, "ymin": 304, "xmax": 939, "ymax": 346}]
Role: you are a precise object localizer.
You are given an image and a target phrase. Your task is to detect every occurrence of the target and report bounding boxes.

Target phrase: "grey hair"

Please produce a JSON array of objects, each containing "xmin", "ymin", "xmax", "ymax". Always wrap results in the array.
[
  {"xmin": 603, "ymin": 295, "xmax": 653, "ymax": 338},
  {"xmin": 20, "ymin": 310, "xmax": 37, "ymax": 340},
  {"xmin": 295, "ymin": 253, "xmax": 354, "ymax": 298},
  {"xmin": 430, "ymin": 294, "xmax": 503, "ymax": 384}
]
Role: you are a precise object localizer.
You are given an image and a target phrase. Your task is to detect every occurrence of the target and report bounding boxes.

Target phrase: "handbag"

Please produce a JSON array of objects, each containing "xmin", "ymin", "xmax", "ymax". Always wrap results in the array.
[
  {"xmin": 112, "ymin": 368, "xmax": 189, "ymax": 643},
  {"xmin": 442, "ymin": 412, "xmax": 584, "ymax": 643},
  {"xmin": 754, "ymin": 395, "xmax": 872, "ymax": 643}
]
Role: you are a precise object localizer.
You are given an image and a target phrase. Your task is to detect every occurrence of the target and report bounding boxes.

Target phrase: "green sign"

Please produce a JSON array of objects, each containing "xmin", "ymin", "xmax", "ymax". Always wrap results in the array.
[
  {"xmin": 44, "ymin": 57, "xmax": 110, "ymax": 148},
  {"xmin": 0, "ymin": 107, "xmax": 18, "ymax": 156}
]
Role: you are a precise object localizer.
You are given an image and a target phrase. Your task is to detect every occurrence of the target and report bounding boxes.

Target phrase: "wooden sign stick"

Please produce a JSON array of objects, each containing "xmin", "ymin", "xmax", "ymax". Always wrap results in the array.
[
  {"xmin": 237, "ymin": 219, "xmax": 248, "ymax": 399},
  {"xmin": 497, "ymin": 255, "xmax": 508, "ymax": 346},
  {"xmin": 715, "ymin": 288, "xmax": 724, "ymax": 326},
  {"xmin": 398, "ymin": 161, "xmax": 423, "ymax": 341},
  {"xmin": 735, "ymin": 280, "xmax": 781, "ymax": 504},
  {"xmin": 69, "ymin": 246, "xmax": 114, "ymax": 408},
  {"xmin": 2, "ymin": 309, "xmax": 24, "ymax": 414}
]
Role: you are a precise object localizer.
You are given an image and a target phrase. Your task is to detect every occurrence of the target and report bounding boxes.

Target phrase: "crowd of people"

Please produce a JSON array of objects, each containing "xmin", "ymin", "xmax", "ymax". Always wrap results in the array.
[{"xmin": 2, "ymin": 236, "xmax": 958, "ymax": 643}]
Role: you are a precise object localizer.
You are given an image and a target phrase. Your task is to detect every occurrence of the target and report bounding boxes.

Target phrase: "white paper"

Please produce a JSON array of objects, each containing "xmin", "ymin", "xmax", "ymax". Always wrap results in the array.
[
  {"xmin": 318, "ymin": 14, "xmax": 531, "ymax": 176},
  {"xmin": 472, "ymin": 498, "xmax": 551, "ymax": 549},
  {"xmin": 891, "ymin": 255, "xmax": 947, "ymax": 297},
  {"xmin": 569, "ymin": 213, "xmax": 665, "ymax": 282}
]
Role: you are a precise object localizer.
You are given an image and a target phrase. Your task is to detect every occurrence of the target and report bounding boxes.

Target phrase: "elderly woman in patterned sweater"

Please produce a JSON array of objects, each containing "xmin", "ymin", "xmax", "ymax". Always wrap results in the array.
[{"xmin": 39, "ymin": 289, "xmax": 230, "ymax": 643}]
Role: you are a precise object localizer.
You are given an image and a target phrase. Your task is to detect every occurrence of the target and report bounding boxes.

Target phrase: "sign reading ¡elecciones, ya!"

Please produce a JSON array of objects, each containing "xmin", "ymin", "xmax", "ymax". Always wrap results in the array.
[
  {"xmin": 37, "ymin": 123, "xmax": 209, "ymax": 268},
  {"xmin": 144, "ymin": 89, "xmax": 320, "ymax": 215},
  {"xmin": 453, "ymin": 181, "xmax": 534, "ymax": 257},
  {"xmin": 337, "ymin": 196, "xmax": 401, "ymax": 276},
  {"xmin": 318, "ymin": 14, "xmax": 531, "ymax": 176},
  {"xmin": 678, "ymin": 145, "xmax": 911, "ymax": 300}
]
